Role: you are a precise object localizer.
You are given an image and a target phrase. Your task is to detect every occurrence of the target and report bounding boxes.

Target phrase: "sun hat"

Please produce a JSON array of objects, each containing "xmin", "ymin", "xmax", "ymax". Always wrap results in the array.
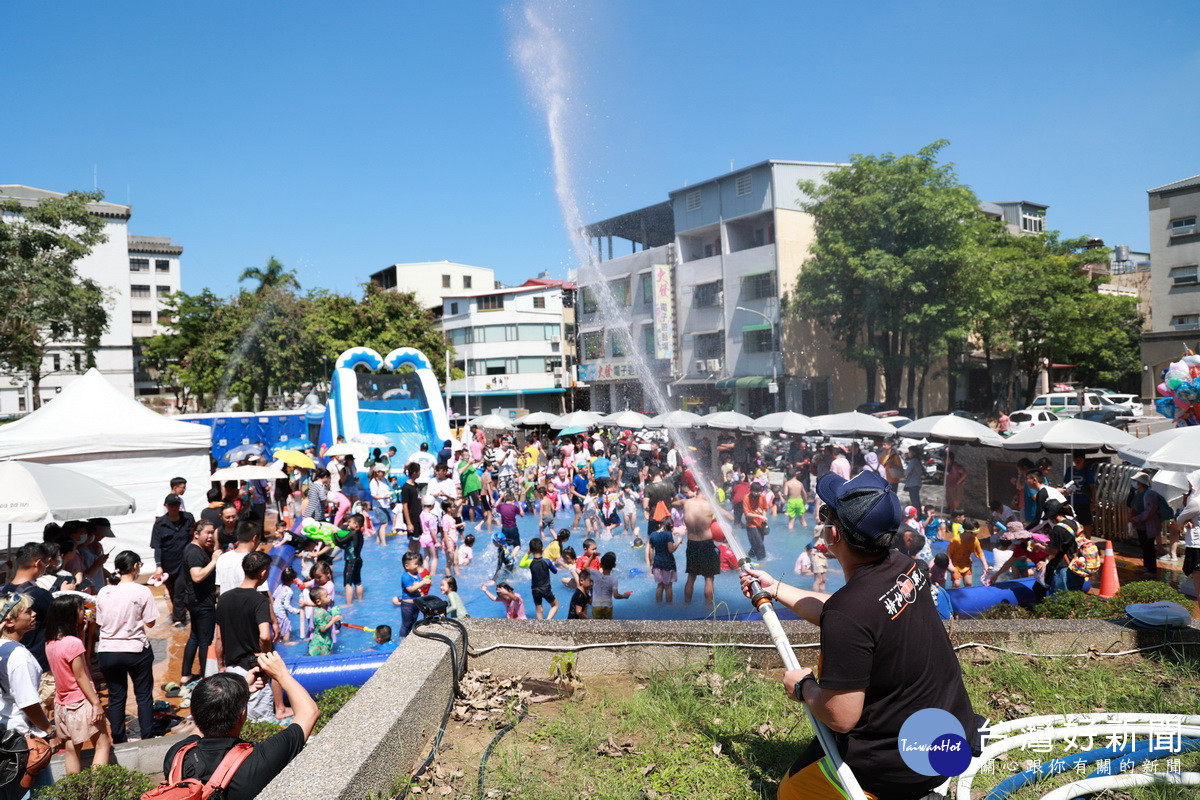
[
  {"xmin": 815, "ymin": 470, "xmax": 901, "ymax": 548},
  {"xmin": 1131, "ymin": 471, "xmax": 1152, "ymax": 487},
  {"xmin": 999, "ymin": 521, "xmax": 1031, "ymax": 541}
]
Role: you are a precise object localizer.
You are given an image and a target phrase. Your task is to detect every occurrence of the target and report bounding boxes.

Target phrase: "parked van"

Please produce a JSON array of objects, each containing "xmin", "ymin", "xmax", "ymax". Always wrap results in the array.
[{"xmin": 1025, "ymin": 392, "xmax": 1104, "ymax": 418}]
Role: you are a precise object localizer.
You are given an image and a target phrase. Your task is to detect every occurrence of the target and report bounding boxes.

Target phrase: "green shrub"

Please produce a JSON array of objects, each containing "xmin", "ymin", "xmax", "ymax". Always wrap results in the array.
[
  {"xmin": 1114, "ymin": 580, "xmax": 1192, "ymax": 607},
  {"xmin": 976, "ymin": 601, "xmax": 1033, "ymax": 620},
  {"xmin": 1034, "ymin": 590, "xmax": 1119, "ymax": 619},
  {"xmin": 240, "ymin": 720, "xmax": 286, "ymax": 743},
  {"xmin": 34, "ymin": 764, "xmax": 156, "ymax": 800},
  {"xmin": 313, "ymin": 684, "xmax": 359, "ymax": 734}
]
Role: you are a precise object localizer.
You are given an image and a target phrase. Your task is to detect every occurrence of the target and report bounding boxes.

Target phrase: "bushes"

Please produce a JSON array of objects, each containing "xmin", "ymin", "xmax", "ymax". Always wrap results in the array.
[
  {"xmin": 235, "ymin": 684, "xmax": 361, "ymax": 743},
  {"xmin": 1033, "ymin": 591, "xmax": 1119, "ymax": 619},
  {"xmin": 977, "ymin": 602, "xmax": 1033, "ymax": 620},
  {"xmin": 33, "ymin": 764, "xmax": 155, "ymax": 800},
  {"xmin": 1113, "ymin": 581, "xmax": 1192, "ymax": 607}
]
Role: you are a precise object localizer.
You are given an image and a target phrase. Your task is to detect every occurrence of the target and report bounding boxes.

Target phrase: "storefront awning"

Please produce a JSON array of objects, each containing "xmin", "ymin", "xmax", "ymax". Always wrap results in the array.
[{"xmin": 714, "ymin": 376, "xmax": 771, "ymax": 389}]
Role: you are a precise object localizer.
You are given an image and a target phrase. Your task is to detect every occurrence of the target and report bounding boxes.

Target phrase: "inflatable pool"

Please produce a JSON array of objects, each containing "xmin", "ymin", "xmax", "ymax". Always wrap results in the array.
[
  {"xmin": 283, "ymin": 649, "xmax": 391, "ymax": 695},
  {"xmin": 947, "ymin": 577, "xmax": 1037, "ymax": 618}
]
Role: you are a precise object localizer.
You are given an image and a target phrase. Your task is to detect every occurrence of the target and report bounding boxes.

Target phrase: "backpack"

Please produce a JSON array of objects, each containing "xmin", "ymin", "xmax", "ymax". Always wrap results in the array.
[
  {"xmin": 1060, "ymin": 520, "xmax": 1101, "ymax": 577},
  {"xmin": 1152, "ymin": 491, "xmax": 1175, "ymax": 521},
  {"xmin": 142, "ymin": 742, "xmax": 254, "ymax": 800}
]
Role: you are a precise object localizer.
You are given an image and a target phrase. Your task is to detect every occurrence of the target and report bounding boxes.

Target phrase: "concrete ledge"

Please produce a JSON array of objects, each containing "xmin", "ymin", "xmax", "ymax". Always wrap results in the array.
[
  {"xmin": 45, "ymin": 737, "xmax": 177, "ymax": 782},
  {"xmin": 259, "ymin": 622, "xmax": 462, "ymax": 800}
]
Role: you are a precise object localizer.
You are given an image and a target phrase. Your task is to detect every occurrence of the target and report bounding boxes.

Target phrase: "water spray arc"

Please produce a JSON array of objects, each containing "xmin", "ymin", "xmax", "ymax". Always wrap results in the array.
[{"xmin": 514, "ymin": 6, "xmax": 868, "ymax": 799}]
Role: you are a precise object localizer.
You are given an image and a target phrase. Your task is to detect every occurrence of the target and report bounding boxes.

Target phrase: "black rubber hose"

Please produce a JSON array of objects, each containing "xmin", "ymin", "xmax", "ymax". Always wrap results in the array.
[
  {"xmin": 393, "ymin": 619, "xmax": 465, "ymax": 800},
  {"xmin": 477, "ymin": 704, "xmax": 529, "ymax": 798}
]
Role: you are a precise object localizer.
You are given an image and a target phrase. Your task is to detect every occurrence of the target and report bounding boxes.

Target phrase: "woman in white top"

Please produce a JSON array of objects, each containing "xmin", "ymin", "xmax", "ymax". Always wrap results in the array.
[
  {"xmin": 0, "ymin": 592, "xmax": 54, "ymax": 798},
  {"xmin": 95, "ymin": 552, "xmax": 158, "ymax": 744}
]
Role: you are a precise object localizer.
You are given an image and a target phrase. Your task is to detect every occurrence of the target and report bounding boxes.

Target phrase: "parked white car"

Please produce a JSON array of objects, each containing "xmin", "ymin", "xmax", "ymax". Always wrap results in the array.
[
  {"xmin": 1008, "ymin": 409, "xmax": 1060, "ymax": 433},
  {"xmin": 1026, "ymin": 392, "xmax": 1105, "ymax": 418}
]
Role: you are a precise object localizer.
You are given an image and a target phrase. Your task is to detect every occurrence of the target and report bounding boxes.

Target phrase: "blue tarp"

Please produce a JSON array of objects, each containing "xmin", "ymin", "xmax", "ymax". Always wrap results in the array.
[{"xmin": 179, "ymin": 411, "xmax": 311, "ymax": 461}]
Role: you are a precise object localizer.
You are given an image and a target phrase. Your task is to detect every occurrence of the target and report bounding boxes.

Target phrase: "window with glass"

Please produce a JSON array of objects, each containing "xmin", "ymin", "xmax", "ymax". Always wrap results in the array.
[
  {"xmin": 742, "ymin": 272, "xmax": 777, "ymax": 300},
  {"xmin": 442, "ymin": 275, "xmax": 451, "ymax": 288},
  {"xmin": 608, "ymin": 277, "xmax": 631, "ymax": 306},
  {"xmin": 581, "ymin": 331, "xmax": 605, "ymax": 360},
  {"xmin": 643, "ymin": 325, "xmax": 655, "ymax": 355},
  {"xmin": 130, "ymin": 284, "xmax": 150, "ymax": 298},
  {"xmin": 695, "ymin": 331, "xmax": 725, "ymax": 359},
  {"xmin": 132, "ymin": 310, "xmax": 152, "ymax": 323},
  {"xmin": 449, "ymin": 302, "xmax": 459, "ymax": 315},
  {"xmin": 448, "ymin": 327, "xmax": 473, "ymax": 346},
  {"xmin": 581, "ymin": 287, "xmax": 598, "ymax": 314},
  {"xmin": 533, "ymin": 296, "xmax": 546, "ymax": 309},
  {"xmin": 611, "ymin": 331, "xmax": 626, "ymax": 357},
  {"xmin": 639, "ymin": 273, "xmax": 652, "ymax": 304},
  {"xmin": 156, "ymin": 285, "xmax": 171, "ymax": 297},
  {"xmin": 1170, "ymin": 216, "xmax": 1197, "ymax": 236},
  {"xmin": 694, "ymin": 280, "xmax": 723, "ymax": 307},
  {"xmin": 155, "ymin": 259, "xmax": 170, "ymax": 272},
  {"xmin": 744, "ymin": 327, "xmax": 776, "ymax": 354},
  {"xmin": 478, "ymin": 294, "xmax": 504, "ymax": 311},
  {"xmin": 1173, "ymin": 314, "xmax": 1200, "ymax": 330},
  {"xmin": 129, "ymin": 258, "xmax": 149, "ymax": 272},
  {"xmin": 462, "ymin": 275, "xmax": 473, "ymax": 289},
  {"xmin": 1170, "ymin": 265, "xmax": 1198, "ymax": 286}
]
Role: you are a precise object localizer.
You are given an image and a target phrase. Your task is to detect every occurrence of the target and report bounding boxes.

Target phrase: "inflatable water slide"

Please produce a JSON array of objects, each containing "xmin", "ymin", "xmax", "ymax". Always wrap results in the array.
[{"xmin": 318, "ymin": 347, "xmax": 453, "ymax": 459}]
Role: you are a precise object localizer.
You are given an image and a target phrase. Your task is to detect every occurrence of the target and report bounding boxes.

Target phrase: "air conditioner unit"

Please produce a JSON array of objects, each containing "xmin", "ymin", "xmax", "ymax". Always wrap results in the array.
[
  {"xmin": 553, "ymin": 366, "xmax": 564, "ymax": 376},
  {"xmin": 706, "ymin": 358, "xmax": 722, "ymax": 372},
  {"xmin": 695, "ymin": 359, "xmax": 707, "ymax": 373},
  {"xmin": 551, "ymin": 334, "xmax": 562, "ymax": 343}
]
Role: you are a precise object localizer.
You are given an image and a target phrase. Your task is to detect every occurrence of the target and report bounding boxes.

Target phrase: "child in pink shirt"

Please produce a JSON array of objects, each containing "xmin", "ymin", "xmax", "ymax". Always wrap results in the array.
[
  {"xmin": 45, "ymin": 594, "xmax": 111, "ymax": 774},
  {"xmin": 481, "ymin": 581, "xmax": 527, "ymax": 619}
]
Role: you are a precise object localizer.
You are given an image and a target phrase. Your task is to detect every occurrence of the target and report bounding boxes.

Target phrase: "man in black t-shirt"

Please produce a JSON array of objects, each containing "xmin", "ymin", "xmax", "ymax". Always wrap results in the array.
[
  {"xmin": 400, "ymin": 463, "xmax": 424, "ymax": 554},
  {"xmin": 151, "ymin": 494, "xmax": 196, "ymax": 626},
  {"xmin": 0, "ymin": 542, "xmax": 55, "ymax": 670},
  {"xmin": 617, "ymin": 444, "xmax": 645, "ymax": 490},
  {"xmin": 180, "ymin": 520, "xmax": 220, "ymax": 684},
  {"xmin": 163, "ymin": 652, "xmax": 318, "ymax": 800},
  {"xmin": 216, "ymin": 551, "xmax": 275, "ymax": 722},
  {"xmin": 742, "ymin": 470, "xmax": 978, "ymax": 800}
]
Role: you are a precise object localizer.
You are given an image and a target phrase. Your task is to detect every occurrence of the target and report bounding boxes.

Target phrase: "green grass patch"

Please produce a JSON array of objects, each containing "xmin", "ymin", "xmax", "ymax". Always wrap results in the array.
[{"xmin": 479, "ymin": 646, "xmax": 1199, "ymax": 800}]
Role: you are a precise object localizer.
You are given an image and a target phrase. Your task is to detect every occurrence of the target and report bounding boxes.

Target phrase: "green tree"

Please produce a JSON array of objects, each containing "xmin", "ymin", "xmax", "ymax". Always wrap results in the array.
[
  {"xmin": 973, "ymin": 227, "xmax": 1140, "ymax": 407},
  {"xmin": 239, "ymin": 255, "xmax": 300, "ymax": 293},
  {"xmin": 0, "ymin": 190, "xmax": 109, "ymax": 408},
  {"xmin": 789, "ymin": 141, "xmax": 986, "ymax": 412},
  {"xmin": 141, "ymin": 289, "xmax": 231, "ymax": 409}
]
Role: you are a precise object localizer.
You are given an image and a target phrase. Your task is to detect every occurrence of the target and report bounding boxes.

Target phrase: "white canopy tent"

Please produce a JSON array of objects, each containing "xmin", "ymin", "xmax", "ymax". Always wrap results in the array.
[{"xmin": 0, "ymin": 369, "xmax": 211, "ymax": 566}]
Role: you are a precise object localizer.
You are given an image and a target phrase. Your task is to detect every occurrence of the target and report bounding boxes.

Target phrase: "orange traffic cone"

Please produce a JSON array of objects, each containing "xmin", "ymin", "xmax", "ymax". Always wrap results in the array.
[{"xmin": 1098, "ymin": 539, "xmax": 1120, "ymax": 599}]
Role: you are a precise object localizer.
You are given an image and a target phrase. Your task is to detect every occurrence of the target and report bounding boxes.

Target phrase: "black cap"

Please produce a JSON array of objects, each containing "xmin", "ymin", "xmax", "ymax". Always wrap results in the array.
[{"xmin": 163, "ymin": 494, "xmax": 183, "ymax": 506}]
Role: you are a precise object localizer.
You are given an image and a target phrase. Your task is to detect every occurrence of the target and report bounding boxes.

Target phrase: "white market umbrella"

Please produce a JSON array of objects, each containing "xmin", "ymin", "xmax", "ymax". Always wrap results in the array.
[
  {"xmin": 751, "ymin": 411, "xmax": 814, "ymax": 435},
  {"xmin": 601, "ymin": 410, "xmax": 653, "ymax": 429},
  {"xmin": 1002, "ymin": 418, "xmax": 1136, "ymax": 454},
  {"xmin": 810, "ymin": 411, "xmax": 897, "ymax": 438},
  {"xmin": 701, "ymin": 411, "xmax": 756, "ymax": 430},
  {"xmin": 323, "ymin": 442, "xmax": 370, "ymax": 462},
  {"xmin": 1116, "ymin": 427, "xmax": 1200, "ymax": 471},
  {"xmin": 1151, "ymin": 470, "xmax": 1192, "ymax": 505},
  {"xmin": 210, "ymin": 465, "xmax": 288, "ymax": 482},
  {"xmin": 468, "ymin": 414, "xmax": 516, "ymax": 431},
  {"xmin": 896, "ymin": 415, "xmax": 1004, "ymax": 447},
  {"xmin": 552, "ymin": 411, "xmax": 605, "ymax": 429},
  {"xmin": 0, "ymin": 461, "xmax": 137, "ymax": 523},
  {"xmin": 646, "ymin": 409, "xmax": 704, "ymax": 429},
  {"xmin": 515, "ymin": 411, "xmax": 560, "ymax": 427}
]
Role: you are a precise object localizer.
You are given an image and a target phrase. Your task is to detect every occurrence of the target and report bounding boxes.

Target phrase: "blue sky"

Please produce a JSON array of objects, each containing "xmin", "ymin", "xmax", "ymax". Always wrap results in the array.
[{"xmin": 6, "ymin": 1, "xmax": 1198, "ymax": 296}]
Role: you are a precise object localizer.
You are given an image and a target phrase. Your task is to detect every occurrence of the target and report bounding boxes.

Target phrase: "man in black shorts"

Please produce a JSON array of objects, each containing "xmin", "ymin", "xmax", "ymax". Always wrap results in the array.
[
  {"xmin": 742, "ymin": 470, "xmax": 978, "ymax": 800},
  {"xmin": 400, "ymin": 463, "xmax": 423, "ymax": 554}
]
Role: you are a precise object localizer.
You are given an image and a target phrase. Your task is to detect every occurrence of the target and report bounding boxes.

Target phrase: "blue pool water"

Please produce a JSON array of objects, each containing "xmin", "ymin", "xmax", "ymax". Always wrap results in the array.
[{"xmin": 274, "ymin": 504, "xmax": 851, "ymax": 655}]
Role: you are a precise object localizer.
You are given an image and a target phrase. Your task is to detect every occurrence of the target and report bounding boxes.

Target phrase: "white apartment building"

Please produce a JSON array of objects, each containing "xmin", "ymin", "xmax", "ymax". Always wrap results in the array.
[
  {"xmin": 0, "ymin": 185, "xmax": 137, "ymax": 414},
  {"xmin": 128, "ymin": 235, "xmax": 184, "ymax": 399},
  {"xmin": 440, "ymin": 278, "xmax": 577, "ymax": 418},
  {"xmin": 370, "ymin": 261, "xmax": 497, "ymax": 309}
]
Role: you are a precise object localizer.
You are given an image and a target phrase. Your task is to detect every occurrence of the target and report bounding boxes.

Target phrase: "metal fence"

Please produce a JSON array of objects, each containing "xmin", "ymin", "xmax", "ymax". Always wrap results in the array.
[{"xmin": 1093, "ymin": 462, "xmax": 1139, "ymax": 544}]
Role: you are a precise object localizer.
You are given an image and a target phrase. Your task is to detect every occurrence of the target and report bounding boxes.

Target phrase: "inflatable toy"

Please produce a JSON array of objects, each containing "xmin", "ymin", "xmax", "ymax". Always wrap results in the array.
[{"xmin": 1154, "ymin": 350, "xmax": 1200, "ymax": 426}]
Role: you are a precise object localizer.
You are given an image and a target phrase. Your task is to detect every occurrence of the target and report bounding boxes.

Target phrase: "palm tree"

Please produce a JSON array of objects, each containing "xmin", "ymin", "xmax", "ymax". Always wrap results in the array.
[{"xmin": 239, "ymin": 256, "xmax": 300, "ymax": 293}]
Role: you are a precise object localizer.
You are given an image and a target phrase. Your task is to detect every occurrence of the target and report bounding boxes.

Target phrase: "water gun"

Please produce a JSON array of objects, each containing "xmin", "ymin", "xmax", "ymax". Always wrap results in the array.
[
  {"xmin": 301, "ymin": 520, "xmax": 338, "ymax": 546},
  {"xmin": 340, "ymin": 623, "xmax": 376, "ymax": 633}
]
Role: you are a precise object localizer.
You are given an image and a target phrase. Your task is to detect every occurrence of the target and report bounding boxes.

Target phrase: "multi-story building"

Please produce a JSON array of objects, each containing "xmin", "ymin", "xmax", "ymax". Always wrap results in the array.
[
  {"xmin": 440, "ymin": 277, "xmax": 577, "ymax": 418},
  {"xmin": 0, "ymin": 185, "xmax": 136, "ymax": 414},
  {"xmin": 370, "ymin": 261, "xmax": 497, "ymax": 309},
  {"xmin": 128, "ymin": 235, "xmax": 184, "ymax": 399},
  {"xmin": 576, "ymin": 161, "xmax": 862, "ymax": 416},
  {"xmin": 979, "ymin": 200, "xmax": 1049, "ymax": 235},
  {"xmin": 1098, "ymin": 244, "xmax": 1152, "ymax": 329},
  {"xmin": 1142, "ymin": 174, "xmax": 1200, "ymax": 398}
]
